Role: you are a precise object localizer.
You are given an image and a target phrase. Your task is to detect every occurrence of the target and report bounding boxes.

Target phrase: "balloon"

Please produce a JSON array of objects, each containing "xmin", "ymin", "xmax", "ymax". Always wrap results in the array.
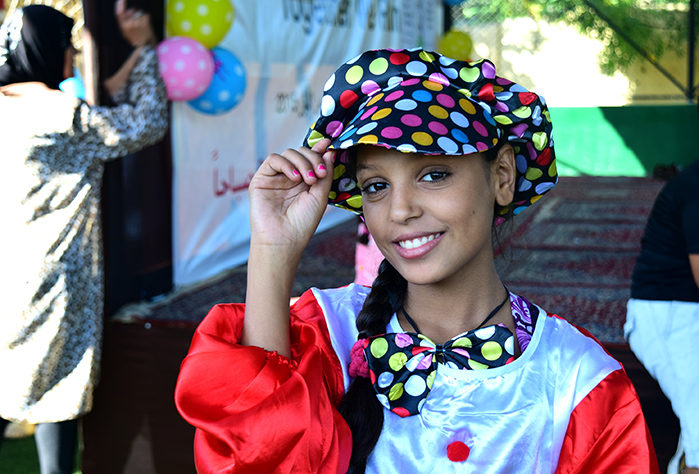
[
  {"xmin": 438, "ymin": 29, "xmax": 474, "ymax": 62},
  {"xmin": 167, "ymin": 0, "xmax": 235, "ymax": 49},
  {"xmin": 59, "ymin": 68, "xmax": 86, "ymax": 99},
  {"xmin": 157, "ymin": 36, "xmax": 215, "ymax": 102},
  {"xmin": 188, "ymin": 47, "xmax": 246, "ymax": 115}
]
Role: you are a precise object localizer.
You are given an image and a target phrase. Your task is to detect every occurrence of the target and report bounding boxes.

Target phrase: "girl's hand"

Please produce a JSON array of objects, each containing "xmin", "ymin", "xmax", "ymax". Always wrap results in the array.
[
  {"xmin": 248, "ymin": 139, "xmax": 335, "ymax": 254},
  {"xmin": 115, "ymin": 0, "xmax": 155, "ymax": 48}
]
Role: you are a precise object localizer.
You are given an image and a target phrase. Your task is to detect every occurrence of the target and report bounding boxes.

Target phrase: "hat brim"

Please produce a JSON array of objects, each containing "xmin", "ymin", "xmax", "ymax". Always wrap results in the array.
[
  {"xmin": 303, "ymin": 49, "xmax": 557, "ymax": 217},
  {"xmin": 308, "ymin": 77, "xmax": 503, "ymax": 214}
]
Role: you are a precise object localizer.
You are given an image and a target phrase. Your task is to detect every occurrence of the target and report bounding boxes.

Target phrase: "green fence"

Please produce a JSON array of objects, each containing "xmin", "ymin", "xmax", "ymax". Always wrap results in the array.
[{"xmin": 551, "ymin": 105, "xmax": 699, "ymax": 176}]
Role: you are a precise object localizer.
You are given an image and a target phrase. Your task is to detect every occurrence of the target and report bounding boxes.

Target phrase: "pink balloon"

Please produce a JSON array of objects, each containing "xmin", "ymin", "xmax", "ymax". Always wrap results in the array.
[{"xmin": 157, "ymin": 37, "xmax": 214, "ymax": 101}]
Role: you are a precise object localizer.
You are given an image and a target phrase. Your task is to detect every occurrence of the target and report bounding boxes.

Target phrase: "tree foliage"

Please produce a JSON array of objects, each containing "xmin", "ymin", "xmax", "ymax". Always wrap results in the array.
[{"xmin": 453, "ymin": 0, "xmax": 693, "ymax": 76}]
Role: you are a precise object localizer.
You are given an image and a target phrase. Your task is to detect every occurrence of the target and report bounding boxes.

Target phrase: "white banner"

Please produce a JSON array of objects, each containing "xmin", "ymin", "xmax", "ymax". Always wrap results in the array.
[{"xmin": 172, "ymin": 0, "xmax": 441, "ymax": 287}]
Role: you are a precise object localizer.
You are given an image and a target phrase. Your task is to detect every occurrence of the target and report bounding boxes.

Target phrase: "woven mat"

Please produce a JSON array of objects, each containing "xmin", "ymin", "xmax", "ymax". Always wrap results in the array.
[
  {"xmin": 497, "ymin": 176, "xmax": 663, "ymax": 343},
  {"xmin": 115, "ymin": 219, "xmax": 358, "ymax": 326}
]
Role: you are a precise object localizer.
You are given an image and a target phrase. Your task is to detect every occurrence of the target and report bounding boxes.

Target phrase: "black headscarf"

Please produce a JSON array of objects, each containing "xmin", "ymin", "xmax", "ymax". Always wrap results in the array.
[{"xmin": 0, "ymin": 5, "xmax": 74, "ymax": 89}]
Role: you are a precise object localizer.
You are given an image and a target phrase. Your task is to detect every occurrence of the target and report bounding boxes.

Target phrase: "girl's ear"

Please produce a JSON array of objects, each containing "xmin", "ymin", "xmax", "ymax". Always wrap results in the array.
[{"xmin": 493, "ymin": 145, "xmax": 516, "ymax": 207}]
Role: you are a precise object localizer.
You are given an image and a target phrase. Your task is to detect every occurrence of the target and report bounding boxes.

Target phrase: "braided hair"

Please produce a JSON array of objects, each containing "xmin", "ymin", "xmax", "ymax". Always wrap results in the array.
[{"xmin": 338, "ymin": 258, "xmax": 406, "ymax": 474}]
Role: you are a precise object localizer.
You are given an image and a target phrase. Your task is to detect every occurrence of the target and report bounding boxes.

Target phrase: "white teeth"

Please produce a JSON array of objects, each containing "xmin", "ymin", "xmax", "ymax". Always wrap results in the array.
[{"xmin": 399, "ymin": 233, "xmax": 439, "ymax": 249}]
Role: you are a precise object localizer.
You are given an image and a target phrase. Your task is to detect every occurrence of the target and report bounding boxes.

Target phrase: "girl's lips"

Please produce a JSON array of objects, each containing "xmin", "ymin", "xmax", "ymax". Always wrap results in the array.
[{"xmin": 393, "ymin": 232, "xmax": 443, "ymax": 259}]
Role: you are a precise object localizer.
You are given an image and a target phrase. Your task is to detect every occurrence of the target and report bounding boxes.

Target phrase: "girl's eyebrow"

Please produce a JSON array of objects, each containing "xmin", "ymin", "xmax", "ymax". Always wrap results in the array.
[{"xmin": 355, "ymin": 163, "xmax": 377, "ymax": 174}]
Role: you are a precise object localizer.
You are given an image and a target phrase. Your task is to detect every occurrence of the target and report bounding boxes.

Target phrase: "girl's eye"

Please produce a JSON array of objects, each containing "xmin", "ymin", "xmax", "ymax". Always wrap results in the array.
[
  {"xmin": 361, "ymin": 181, "xmax": 388, "ymax": 194},
  {"xmin": 422, "ymin": 170, "xmax": 450, "ymax": 182}
]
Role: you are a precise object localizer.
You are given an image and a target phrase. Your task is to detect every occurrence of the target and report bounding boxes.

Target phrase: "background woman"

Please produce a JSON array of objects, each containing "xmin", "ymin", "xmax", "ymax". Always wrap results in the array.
[{"xmin": 0, "ymin": 1, "xmax": 168, "ymax": 472}]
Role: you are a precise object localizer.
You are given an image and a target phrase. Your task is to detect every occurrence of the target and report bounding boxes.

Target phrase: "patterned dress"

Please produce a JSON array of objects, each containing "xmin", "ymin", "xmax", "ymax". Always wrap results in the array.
[{"xmin": 0, "ymin": 46, "xmax": 168, "ymax": 424}]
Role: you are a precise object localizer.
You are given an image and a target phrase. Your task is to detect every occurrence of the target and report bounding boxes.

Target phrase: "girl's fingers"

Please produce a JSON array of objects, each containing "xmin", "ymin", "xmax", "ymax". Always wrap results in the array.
[
  {"xmin": 259, "ymin": 152, "xmax": 304, "ymax": 182},
  {"xmin": 321, "ymin": 148, "xmax": 336, "ymax": 170},
  {"xmin": 280, "ymin": 145, "xmax": 331, "ymax": 182},
  {"xmin": 257, "ymin": 141, "xmax": 335, "ymax": 190},
  {"xmin": 310, "ymin": 138, "xmax": 334, "ymax": 176},
  {"xmin": 284, "ymin": 149, "xmax": 320, "ymax": 182},
  {"xmin": 311, "ymin": 138, "xmax": 332, "ymax": 155}
]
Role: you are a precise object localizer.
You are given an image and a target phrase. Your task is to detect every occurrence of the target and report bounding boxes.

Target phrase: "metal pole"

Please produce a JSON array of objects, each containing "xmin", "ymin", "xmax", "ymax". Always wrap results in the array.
[
  {"xmin": 688, "ymin": 0, "xmax": 696, "ymax": 102},
  {"xmin": 443, "ymin": 1, "xmax": 452, "ymax": 32}
]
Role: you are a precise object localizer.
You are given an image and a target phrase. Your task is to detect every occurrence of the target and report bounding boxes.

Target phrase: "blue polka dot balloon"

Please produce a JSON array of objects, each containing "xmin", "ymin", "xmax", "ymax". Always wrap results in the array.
[{"xmin": 188, "ymin": 47, "xmax": 246, "ymax": 115}]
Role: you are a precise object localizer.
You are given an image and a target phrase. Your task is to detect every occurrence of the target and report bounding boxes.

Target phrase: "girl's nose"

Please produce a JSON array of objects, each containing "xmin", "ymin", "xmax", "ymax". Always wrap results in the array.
[{"xmin": 388, "ymin": 186, "xmax": 422, "ymax": 223}]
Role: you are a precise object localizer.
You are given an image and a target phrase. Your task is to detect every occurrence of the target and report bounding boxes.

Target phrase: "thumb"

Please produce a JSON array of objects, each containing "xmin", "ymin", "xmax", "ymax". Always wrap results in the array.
[{"xmin": 311, "ymin": 138, "xmax": 332, "ymax": 155}]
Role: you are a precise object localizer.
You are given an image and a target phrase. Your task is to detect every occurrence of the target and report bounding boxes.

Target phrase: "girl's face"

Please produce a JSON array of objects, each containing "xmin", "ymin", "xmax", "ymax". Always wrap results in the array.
[{"xmin": 356, "ymin": 146, "xmax": 513, "ymax": 289}]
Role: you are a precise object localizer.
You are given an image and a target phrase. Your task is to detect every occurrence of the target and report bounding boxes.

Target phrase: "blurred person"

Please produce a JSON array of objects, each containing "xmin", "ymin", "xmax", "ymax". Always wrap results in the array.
[
  {"xmin": 625, "ymin": 158, "xmax": 699, "ymax": 474},
  {"xmin": 0, "ymin": 1, "xmax": 167, "ymax": 472},
  {"xmin": 354, "ymin": 220, "xmax": 383, "ymax": 287}
]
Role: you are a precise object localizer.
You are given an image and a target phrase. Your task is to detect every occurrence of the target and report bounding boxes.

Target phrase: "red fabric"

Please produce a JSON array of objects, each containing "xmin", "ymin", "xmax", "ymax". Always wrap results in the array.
[
  {"xmin": 174, "ymin": 290, "xmax": 352, "ymax": 474},
  {"xmin": 555, "ymin": 369, "xmax": 660, "ymax": 474}
]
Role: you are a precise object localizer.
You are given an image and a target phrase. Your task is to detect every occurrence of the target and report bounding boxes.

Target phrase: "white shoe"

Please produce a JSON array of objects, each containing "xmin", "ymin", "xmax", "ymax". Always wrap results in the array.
[{"xmin": 668, "ymin": 433, "xmax": 686, "ymax": 474}]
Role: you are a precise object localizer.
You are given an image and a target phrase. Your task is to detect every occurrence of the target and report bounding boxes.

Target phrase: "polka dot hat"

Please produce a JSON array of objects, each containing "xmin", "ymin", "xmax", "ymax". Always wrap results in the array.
[{"xmin": 303, "ymin": 48, "xmax": 557, "ymax": 218}]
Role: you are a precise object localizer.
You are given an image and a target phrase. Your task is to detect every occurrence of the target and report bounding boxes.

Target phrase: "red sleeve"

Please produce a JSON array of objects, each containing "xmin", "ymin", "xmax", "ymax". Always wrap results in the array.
[
  {"xmin": 174, "ymin": 289, "xmax": 352, "ymax": 474},
  {"xmin": 555, "ymin": 368, "xmax": 660, "ymax": 474}
]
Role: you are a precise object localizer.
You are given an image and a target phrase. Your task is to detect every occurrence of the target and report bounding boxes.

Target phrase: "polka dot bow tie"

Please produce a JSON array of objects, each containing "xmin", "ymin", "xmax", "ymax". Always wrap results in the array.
[{"xmin": 360, "ymin": 323, "xmax": 516, "ymax": 417}]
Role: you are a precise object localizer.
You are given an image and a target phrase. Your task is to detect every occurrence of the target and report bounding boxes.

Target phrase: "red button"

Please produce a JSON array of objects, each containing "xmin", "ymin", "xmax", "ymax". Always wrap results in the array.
[{"xmin": 446, "ymin": 441, "xmax": 470, "ymax": 462}]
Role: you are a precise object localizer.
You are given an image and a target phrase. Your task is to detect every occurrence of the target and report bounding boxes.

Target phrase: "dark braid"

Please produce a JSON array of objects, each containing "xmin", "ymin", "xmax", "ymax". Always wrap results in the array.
[{"xmin": 338, "ymin": 259, "xmax": 407, "ymax": 474}]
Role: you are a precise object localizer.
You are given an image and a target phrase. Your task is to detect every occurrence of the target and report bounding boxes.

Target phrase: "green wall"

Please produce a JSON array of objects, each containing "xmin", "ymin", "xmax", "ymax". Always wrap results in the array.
[{"xmin": 550, "ymin": 105, "xmax": 699, "ymax": 177}]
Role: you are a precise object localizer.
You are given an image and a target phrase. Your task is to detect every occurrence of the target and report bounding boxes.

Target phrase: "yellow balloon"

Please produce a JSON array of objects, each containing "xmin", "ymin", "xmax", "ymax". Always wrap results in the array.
[
  {"xmin": 438, "ymin": 29, "xmax": 474, "ymax": 62},
  {"xmin": 167, "ymin": 0, "xmax": 235, "ymax": 49}
]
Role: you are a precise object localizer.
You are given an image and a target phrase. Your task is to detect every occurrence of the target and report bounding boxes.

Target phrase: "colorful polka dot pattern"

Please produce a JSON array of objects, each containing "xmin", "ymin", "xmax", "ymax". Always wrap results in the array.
[
  {"xmin": 361, "ymin": 322, "xmax": 515, "ymax": 417},
  {"xmin": 303, "ymin": 48, "xmax": 557, "ymax": 218}
]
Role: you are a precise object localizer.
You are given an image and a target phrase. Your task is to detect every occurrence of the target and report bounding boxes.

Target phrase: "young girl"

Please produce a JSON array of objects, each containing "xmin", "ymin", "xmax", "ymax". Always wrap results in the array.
[{"xmin": 175, "ymin": 48, "xmax": 658, "ymax": 474}]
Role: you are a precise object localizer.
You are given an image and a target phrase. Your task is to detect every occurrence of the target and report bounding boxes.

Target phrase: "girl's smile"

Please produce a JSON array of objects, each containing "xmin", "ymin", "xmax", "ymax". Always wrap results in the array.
[{"xmin": 393, "ymin": 231, "xmax": 443, "ymax": 258}]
